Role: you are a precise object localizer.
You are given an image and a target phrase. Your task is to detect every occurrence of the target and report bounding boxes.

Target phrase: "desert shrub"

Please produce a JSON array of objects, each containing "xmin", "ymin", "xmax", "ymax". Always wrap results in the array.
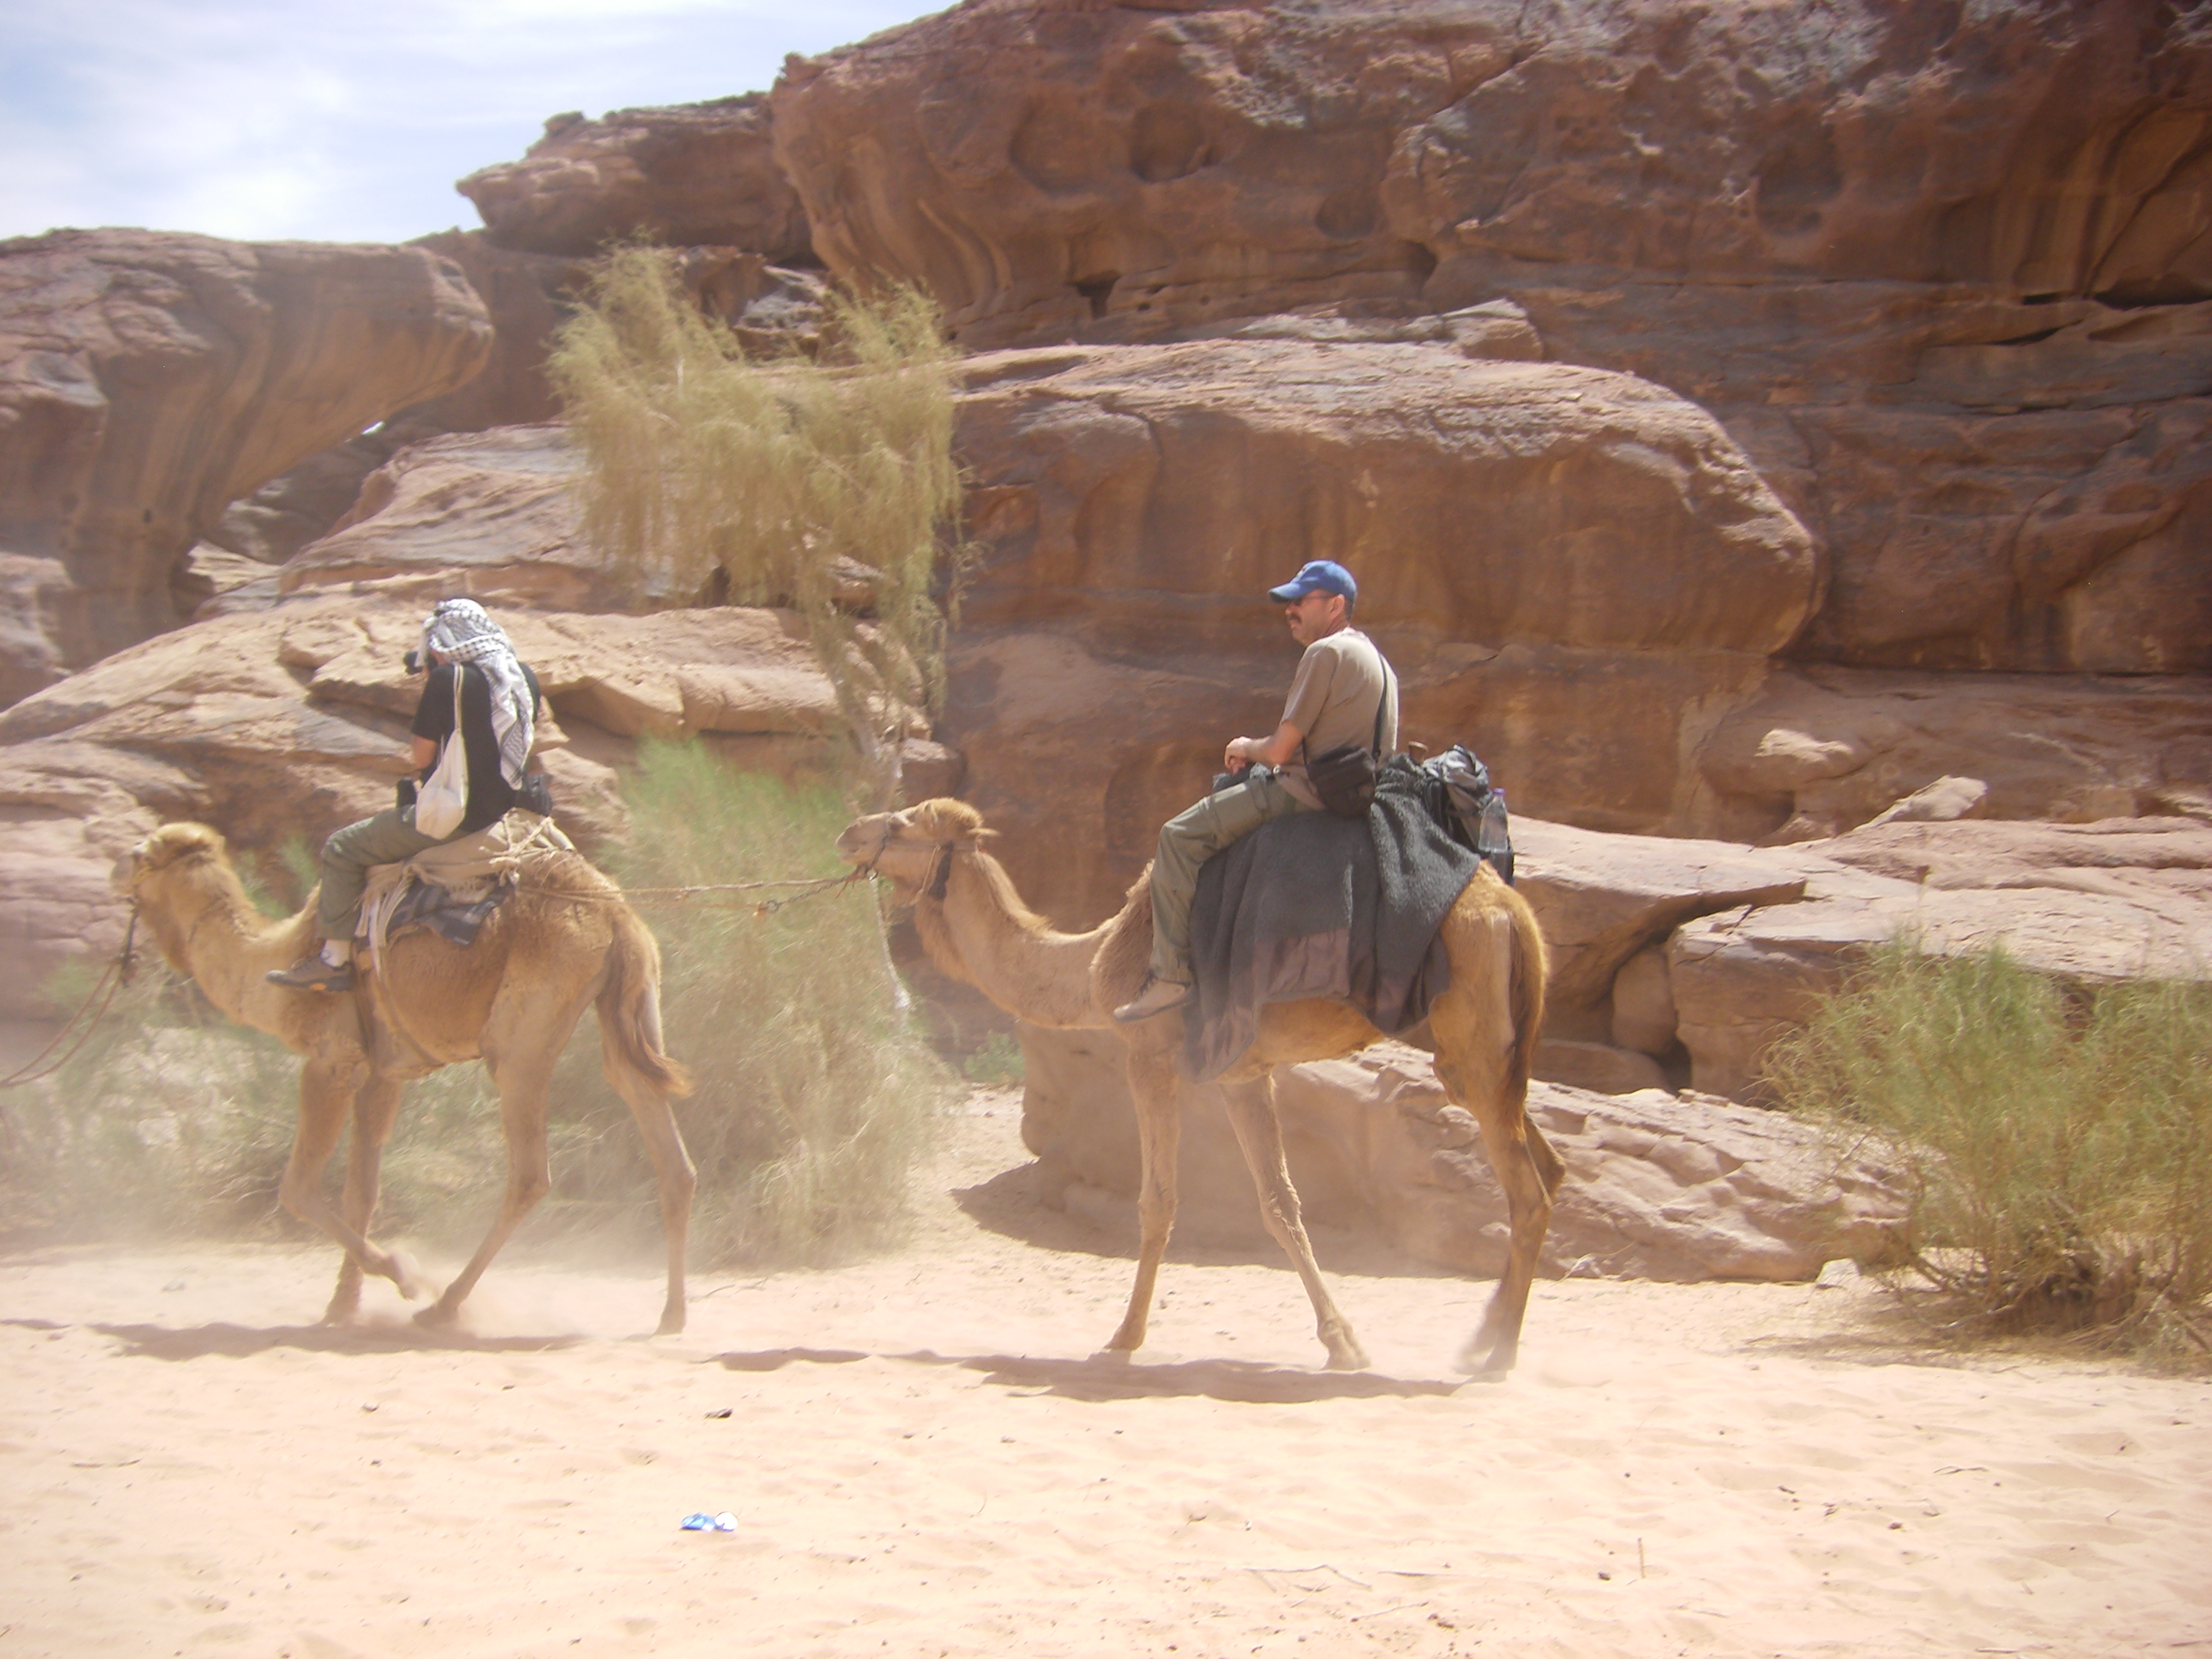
[
  {"xmin": 1767, "ymin": 941, "xmax": 2212, "ymax": 1363},
  {"xmin": 960, "ymin": 1031, "xmax": 1026, "ymax": 1086},
  {"xmin": 549, "ymin": 246, "xmax": 964, "ymax": 785},
  {"xmin": 4, "ymin": 748, "xmax": 949, "ymax": 1269},
  {"xmin": 544, "ymin": 739, "xmax": 954, "ymax": 1264}
]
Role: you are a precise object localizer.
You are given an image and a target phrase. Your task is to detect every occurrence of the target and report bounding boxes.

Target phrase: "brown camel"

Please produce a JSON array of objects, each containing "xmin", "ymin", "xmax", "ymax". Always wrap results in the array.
[
  {"xmin": 837, "ymin": 798, "xmax": 1561, "ymax": 1374},
  {"xmin": 116, "ymin": 821, "xmax": 698, "ymax": 1334}
]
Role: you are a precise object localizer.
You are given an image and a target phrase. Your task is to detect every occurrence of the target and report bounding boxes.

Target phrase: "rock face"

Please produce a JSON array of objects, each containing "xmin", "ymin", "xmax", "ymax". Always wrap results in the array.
[
  {"xmin": 943, "ymin": 338, "xmax": 1817, "ymax": 925},
  {"xmin": 770, "ymin": 0, "xmax": 2212, "ymax": 681},
  {"xmin": 262, "ymin": 426, "xmax": 621, "ymax": 613},
  {"xmin": 0, "ymin": 598, "xmax": 887, "ymax": 1020},
  {"xmin": 0, "ymin": 230, "xmax": 493, "ymax": 705},
  {"xmin": 1022, "ymin": 1032, "xmax": 1908, "ymax": 1282},
  {"xmin": 1695, "ymin": 663, "xmax": 2212, "ymax": 842},
  {"xmin": 458, "ymin": 99, "xmax": 811, "ymax": 263}
]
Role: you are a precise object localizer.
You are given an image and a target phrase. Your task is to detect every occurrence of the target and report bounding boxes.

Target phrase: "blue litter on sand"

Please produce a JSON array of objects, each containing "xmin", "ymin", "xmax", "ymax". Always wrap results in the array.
[{"xmin": 680, "ymin": 1512, "xmax": 738, "ymax": 1532}]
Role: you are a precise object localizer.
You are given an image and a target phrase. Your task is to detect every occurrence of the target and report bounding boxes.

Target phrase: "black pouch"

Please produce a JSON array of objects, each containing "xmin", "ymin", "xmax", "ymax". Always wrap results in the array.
[
  {"xmin": 518, "ymin": 773, "xmax": 554, "ymax": 817},
  {"xmin": 1305, "ymin": 742, "xmax": 1379, "ymax": 819},
  {"xmin": 1304, "ymin": 665, "xmax": 1392, "ymax": 819}
]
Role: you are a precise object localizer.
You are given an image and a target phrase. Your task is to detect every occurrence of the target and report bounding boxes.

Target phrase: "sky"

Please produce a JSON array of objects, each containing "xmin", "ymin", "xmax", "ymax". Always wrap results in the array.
[{"xmin": 1, "ymin": 0, "xmax": 932, "ymax": 246}]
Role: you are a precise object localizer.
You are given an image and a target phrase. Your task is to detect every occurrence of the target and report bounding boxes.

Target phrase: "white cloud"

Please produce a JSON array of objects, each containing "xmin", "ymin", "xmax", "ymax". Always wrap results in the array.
[{"xmin": 0, "ymin": 0, "xmax": 930, "ymax": 245}]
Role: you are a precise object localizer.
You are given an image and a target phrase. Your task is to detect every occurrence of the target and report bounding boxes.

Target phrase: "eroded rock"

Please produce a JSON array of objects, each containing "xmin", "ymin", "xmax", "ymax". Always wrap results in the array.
[
  {"xmin": 0, "ymin": 230, "xmax": 493, "ymax": 703},
  {"xmin": 459, "ymin": 98, "xmax": 811, "ymax": 262}
]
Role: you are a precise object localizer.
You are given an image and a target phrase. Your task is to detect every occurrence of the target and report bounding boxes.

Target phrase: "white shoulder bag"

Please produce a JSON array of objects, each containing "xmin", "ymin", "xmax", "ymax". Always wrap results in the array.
[{"xmin": 413, "ymin": 667, "xmax": 469, "ymax": 838}]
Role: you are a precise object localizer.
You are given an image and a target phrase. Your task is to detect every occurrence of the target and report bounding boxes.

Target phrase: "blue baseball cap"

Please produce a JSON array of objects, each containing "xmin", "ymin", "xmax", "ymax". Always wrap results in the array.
[{"xmin": 1267, "ymin": 559, "xmax": 1357, "ymax": 605}]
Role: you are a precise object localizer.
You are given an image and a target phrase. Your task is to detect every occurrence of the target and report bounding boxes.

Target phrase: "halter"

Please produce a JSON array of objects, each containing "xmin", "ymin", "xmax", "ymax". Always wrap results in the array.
[{"xmin": 923, "ymin": 842, "xmax": 954, "ymax": 902}]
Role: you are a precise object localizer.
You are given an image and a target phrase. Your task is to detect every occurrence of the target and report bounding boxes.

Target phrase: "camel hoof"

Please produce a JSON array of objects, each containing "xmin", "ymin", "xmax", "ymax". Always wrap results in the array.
[
  {"xmin": 655, "ymin": 1309, "xmax": 685, "ymax": 1337},
  {"xmin": 385, "ymin": 1249, "xmax": 426, "ymax": 1302},
  {"xmin": 320, "ymin": 1298, "xmax": 361, "ymax": 1327},
  {"xmin": 413, "ymin": 1300, "xmax": 460, "ymax": 1329},
  {"xmin": 1324, "ymin": 1346, "xmax": 1372, "ymax": 1372}
]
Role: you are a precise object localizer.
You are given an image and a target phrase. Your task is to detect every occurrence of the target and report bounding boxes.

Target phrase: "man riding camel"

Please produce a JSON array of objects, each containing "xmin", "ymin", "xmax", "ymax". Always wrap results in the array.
[
  {"xmin": 1112, "ymin": 559, "xmax": 1399, "ymax": 1024},
  {"xmin": 268, "ymin": 599, "xmax": 546, "ymax": 992}
]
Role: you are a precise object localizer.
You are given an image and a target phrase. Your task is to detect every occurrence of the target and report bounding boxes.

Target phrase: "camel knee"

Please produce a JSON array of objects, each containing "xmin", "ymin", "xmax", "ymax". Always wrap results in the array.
[{"xmin": 511, "ymin": 1169, "xmax": 552, "ymax": 1210}]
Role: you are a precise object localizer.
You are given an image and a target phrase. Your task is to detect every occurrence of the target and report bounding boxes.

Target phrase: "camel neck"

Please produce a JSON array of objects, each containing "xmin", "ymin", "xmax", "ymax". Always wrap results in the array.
[{"xmin": 919, "ymin": 854, "xmax": 1112, "ymax": 1031}]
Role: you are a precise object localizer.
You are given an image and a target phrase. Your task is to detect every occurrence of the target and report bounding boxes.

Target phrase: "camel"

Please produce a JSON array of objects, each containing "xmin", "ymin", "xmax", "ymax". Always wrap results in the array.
[
  {"xmin": 115, "ymin": 821, "xmax": 698, "ymax": 1334},
  {"xmin": 837, "ymin": 798, "xmax": 1561, "ymax": 1374}
]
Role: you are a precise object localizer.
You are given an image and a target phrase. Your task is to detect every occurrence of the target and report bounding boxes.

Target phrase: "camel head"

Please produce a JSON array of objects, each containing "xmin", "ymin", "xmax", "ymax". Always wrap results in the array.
[
  {"xmin": 114, "ymin": 821, "xmax": 233, "ymax": 898},
  {"xmin": 113, "ymin": 822, "xmax": 256, "ymax": 966},
  {"xmin": 836, "ymin": 797, "xmax": 993, "ymax": 900}
]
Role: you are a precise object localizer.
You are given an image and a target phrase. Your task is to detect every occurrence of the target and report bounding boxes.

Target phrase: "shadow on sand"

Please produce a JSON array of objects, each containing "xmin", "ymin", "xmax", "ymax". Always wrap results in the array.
[
  {"xmin": 55, "ymin": 1318, "xmax": 590, "ymax": 1361},
  {"xmin": 952, "ymin": 1159, "xmax": 1473, "ymax": 1283},
  {"xmin": 706, "ymin": 1342, "xmax": 1467, "ymax": 1403}
]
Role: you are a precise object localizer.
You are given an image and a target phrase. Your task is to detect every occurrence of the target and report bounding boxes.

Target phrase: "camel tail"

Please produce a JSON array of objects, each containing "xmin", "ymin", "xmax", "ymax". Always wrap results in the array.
[
  {"xmin": 598, "ymin": 907, "xmax": 693, "ymax": 1099},
  {"xmin": 1504, "ymin": 886, "xmax": 1565, "ymax": 1198}
]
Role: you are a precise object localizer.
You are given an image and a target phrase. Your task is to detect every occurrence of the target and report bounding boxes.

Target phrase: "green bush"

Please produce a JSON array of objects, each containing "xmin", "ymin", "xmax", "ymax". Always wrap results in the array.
[
  {"xmin": 549, "ymin": 246, "xmax": 964, "ymax": 786},
  {"xmin": 552, "ymin": 739, "xmax": 955, "ymax": 1264},
  {"xmin": 4, "ymin": 746, "xmax": 952, "ymax": 1269},
  {"xmin": 1767, "ymin": 941, "xmax": 2212, "ymax": 1364}
]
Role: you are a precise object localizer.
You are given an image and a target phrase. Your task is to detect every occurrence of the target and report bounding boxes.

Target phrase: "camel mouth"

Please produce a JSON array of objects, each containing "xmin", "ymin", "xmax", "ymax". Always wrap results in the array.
[{"xmin": 833, "ymin": 822, "xmax": 877, "ymax": 866}]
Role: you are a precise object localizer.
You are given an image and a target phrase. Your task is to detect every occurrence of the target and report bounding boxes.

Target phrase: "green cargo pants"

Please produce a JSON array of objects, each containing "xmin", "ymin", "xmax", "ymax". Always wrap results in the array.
[
  {"xmin": 1148, "ymin": 768, "xmax": 1308, "ymax": 985},
  {"xmin": 315, "ymin": 806, "xmax": 451, "ymax": 941}
]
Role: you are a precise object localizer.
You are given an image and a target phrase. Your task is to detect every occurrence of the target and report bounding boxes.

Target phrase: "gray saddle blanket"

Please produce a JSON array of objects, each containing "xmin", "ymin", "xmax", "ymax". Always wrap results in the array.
[
  {"xmin": 382, "ymin": 874, "xmax": 514, "ymax": 949},
  {"xmin": 1184, "ymin": 771, "xmax": 1481, "ymax": 1081}
]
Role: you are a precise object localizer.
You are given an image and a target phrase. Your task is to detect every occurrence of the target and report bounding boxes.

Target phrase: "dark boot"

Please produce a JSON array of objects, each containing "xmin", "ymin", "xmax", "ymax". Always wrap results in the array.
[{"xmin": 266, "ymin": 955, "xmax": 354, "ymax": 992}]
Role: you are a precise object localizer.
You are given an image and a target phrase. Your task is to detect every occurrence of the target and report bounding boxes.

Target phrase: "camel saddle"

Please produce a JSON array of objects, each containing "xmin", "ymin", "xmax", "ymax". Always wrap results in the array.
[
  {"xmin": 1183, "ymin": 767, "xmax": 1480, "ymax": 1081},
  {"xmin": 355, "ymin": 810, "xmax": 573, "ymax": 974}
]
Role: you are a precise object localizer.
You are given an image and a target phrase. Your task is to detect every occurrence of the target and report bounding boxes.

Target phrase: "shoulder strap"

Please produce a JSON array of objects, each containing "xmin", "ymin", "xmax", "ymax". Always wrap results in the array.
[{"xmin": 1367, "ymin": 642, "xmax": 1394, "ymax": 759}]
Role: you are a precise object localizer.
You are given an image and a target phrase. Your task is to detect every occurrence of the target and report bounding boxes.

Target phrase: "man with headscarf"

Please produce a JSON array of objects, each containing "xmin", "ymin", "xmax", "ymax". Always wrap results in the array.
[{"xmin": 268, "ymin": 599, "xmax": 547, "ymax": 992}]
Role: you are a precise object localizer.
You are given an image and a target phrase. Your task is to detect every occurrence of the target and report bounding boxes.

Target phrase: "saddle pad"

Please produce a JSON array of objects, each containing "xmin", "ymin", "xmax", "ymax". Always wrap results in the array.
[{"xmin": 1183, "ymin": 770, "xmax": 1480, "ymax": 1082}]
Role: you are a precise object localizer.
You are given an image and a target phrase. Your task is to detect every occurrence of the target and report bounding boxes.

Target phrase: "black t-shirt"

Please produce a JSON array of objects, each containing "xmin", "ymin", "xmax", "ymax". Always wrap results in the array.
[{"xmin": 411, "ymin": 661, "xmax": 544, "ymax": 835}]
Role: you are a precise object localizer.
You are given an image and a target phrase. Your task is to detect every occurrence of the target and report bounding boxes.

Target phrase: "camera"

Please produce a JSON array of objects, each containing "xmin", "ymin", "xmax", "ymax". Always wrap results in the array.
[{"xmin": 403, "ymin": 648, "xmax": 423, "ymax": 673}]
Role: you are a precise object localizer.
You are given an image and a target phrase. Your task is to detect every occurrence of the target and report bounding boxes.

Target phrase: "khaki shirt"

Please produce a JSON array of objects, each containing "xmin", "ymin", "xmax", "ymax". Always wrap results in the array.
[{"xmin": 1276, "ymin": 627, "xmax": 1399, "ymax": 810}]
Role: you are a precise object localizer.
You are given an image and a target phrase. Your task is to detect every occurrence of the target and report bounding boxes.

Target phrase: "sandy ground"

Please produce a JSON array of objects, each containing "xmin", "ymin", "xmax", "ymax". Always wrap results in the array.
[{"xmin": 4, "ymin": 1086, "xmax": 2209, "ymax": 1659}]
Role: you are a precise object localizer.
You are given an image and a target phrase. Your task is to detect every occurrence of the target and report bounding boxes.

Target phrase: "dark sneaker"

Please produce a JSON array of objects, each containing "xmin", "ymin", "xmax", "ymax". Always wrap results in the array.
[
  {"xmin": 266, "ymin": 956, "xmax": 355, "ymax": 992},
  {"xmin": 1112, "ymin": 975, "xmax": 1193, "ymax": 1023}
]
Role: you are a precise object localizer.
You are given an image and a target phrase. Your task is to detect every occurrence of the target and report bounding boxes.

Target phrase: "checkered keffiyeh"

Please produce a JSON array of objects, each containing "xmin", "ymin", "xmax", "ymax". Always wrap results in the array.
[{"xmin": 421, "ymin": 600, "xmax": 533, "ymax": 788}]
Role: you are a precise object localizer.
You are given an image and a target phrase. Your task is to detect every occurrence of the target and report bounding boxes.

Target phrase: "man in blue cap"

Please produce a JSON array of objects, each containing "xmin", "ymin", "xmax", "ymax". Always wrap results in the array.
[{"xmin": 1112, "ymin": 559, "xmax": 1399, "ymax": 1022}]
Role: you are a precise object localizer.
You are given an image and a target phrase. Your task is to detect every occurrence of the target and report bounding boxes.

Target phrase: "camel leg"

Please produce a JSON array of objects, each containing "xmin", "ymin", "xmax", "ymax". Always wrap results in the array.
[
  {"xmin": 1220, "ymin": 1074, "xmax": 1369, "ymax": 1370},
  {"xmin": 602, "ymin": 1050, "xmax": 696, "ymax": 1336},
  {"xmin": 1104, "ymin": 1048, "xmax": 1182, "ymax": 1356},
  {"xmin": 1436, "ymin": 1038, "xmax": 1555, "ymax": 1376},
  {"xmin": 415, "ymin": 1046, "xmax": 555, "ymax": 1328},
  {"xmin": 279, "ymin": 1058, "xmax": 427, "ymax": 1304},
  {"xmin": 322, "ymin": 1074, "xmax": 408, "ymax": 1323}
]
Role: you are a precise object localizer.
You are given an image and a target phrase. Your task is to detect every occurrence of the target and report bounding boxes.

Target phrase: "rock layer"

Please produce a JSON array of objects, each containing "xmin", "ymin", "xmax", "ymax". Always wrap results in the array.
[{"xmin": 0, "ymin": 230, "xmax": 493, "ymax": 703}]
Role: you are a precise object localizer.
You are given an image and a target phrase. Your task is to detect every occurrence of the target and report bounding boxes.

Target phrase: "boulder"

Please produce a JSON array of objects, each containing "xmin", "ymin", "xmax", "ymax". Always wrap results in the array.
[
  {"xmin": 458, "ymin": 98, "xmax": 811, "ymax": 263},
  {"xmin": 942, "ymin": 338, "xmax": 1815, "ymax": 924},
  {"xmin": 1507, "ymin": 817, "xmax": 1813, "ymax": 1038},
  {"xmin": 0, "ymin": 230, "xmax": 493, "ymax": 704},
  {"xmin": 0, "ymin": 597, "xmax": 897, "ymax": 1020},
  {"xmin": 1021, "ymin": 1030, "xmax": 1909, "ymax": 1282}
]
